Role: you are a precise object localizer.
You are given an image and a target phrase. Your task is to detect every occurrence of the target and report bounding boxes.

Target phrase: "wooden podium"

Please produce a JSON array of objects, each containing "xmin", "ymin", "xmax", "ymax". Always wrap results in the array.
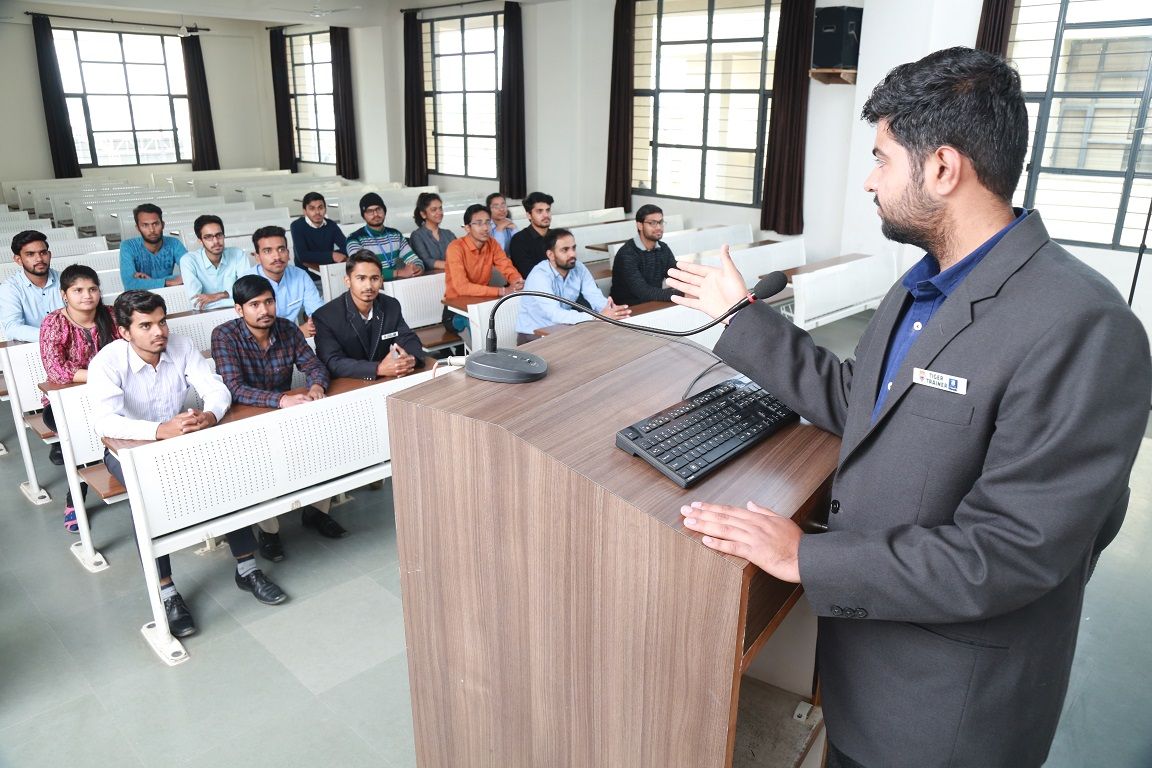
[{"xmin": 388, "ymin": 323, "xmax": 840, "ymax": 767}]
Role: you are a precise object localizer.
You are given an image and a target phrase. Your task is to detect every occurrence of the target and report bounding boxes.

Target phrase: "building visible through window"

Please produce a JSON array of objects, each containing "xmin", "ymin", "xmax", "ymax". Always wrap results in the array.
[
  {"xmin": 421, "ymin": 13, "xmax": 503, "ymax": 179},
  {"xmin": 286, "ymin": 31, "xmax": 336, "ymax": 165},
  {"xmin": 1007, "ymin": 0, "xmax": 1152, "ymax": 249},
  {"xmin": 53, "ymin": 29, "xmax": 191, "ymax": 167},
  {"xmin": 632, "ymin": 0, "xmax": 782, "ymax": 207}
]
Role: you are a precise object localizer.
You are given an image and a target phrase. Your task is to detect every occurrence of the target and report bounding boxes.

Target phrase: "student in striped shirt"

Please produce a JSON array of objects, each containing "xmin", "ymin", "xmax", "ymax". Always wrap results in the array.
[{"xmin": 346, "ymin": 192, "xmax": 424, "ymax": 280}]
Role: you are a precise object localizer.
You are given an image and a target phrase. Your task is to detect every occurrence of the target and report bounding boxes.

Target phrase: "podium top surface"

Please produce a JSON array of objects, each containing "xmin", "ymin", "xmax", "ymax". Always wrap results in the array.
[{"xmin": 390, "ymin": 323, "xmax": 840, "ymax": 566}]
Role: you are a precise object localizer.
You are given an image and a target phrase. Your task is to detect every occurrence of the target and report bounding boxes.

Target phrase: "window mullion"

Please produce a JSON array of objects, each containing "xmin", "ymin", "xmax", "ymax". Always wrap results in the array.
[{"xmin": 1111, "ymin": 37, "xmax": 1152, "ymax": 247}]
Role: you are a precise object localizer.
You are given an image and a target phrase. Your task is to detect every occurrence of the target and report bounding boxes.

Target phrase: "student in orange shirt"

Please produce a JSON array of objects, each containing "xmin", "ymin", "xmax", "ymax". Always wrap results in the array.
[{"xmin": 442, "ymin": 203, "xmax": 524, "ymax": 333}]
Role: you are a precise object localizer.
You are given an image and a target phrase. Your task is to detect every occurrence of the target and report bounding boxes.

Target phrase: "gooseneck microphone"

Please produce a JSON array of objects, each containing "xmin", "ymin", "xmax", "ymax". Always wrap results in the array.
[{"xmin": 463, "ymin": 272, "xmax": 789, "ymax": 383}]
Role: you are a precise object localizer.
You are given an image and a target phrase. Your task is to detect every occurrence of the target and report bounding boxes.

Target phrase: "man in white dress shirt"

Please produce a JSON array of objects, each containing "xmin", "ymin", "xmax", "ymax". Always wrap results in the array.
[{"xmin": 88, "ymin": 290, "xmax": 289, "ymax": 639}]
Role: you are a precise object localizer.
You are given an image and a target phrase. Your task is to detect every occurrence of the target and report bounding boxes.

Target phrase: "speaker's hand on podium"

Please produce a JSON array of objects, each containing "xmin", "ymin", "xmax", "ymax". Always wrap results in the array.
[
  {"xmin": 667, "ymin": 246, "xmax": 748, "ymax": 323},
  {"xmin": 681, "ymin": 499, "xmax": 802, "ymax": 583}
]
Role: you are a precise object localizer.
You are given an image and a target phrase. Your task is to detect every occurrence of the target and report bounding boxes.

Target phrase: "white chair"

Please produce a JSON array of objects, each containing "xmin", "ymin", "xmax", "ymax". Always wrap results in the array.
[
  {"xmin": 467, "ymin": 296, "xmax": 523, "ymax": 351},
  {"xmin": 382, "ymin": 272, "xmax": 446, "ymax": 329},
  {"xmin": 46, "ymin": 382, "xmax": 127, "ymax": 573},
  {"xmin": 0, "ymin": 342, "xmax": 58, "ymax": 504},
  {"xmin": 166, "ymin": 308, "xmax": 234, "ymax": 353}
]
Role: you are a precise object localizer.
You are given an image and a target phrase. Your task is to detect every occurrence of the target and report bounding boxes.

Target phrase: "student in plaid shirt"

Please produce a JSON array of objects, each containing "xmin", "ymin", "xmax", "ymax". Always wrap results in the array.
[{"xmin": 210, "ymin": 274, "xmax": 346, "ymax": 558}]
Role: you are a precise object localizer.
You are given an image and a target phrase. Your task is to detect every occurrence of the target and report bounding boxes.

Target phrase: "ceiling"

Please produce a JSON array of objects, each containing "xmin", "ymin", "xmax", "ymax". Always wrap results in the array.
[{"xmin": 3, "ymin": 0, "xmax": 555, "ymax": 29}]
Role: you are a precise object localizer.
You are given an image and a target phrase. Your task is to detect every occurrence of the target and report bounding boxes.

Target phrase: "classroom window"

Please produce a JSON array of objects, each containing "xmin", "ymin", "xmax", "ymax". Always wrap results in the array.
[
  {"xmin": 1007, "ymin": 0, "xmax": 1152, "ymax": 249},
  {"xmin": 632, "ymin": 0, "xmax": 782, "ymax": 206},
  {"xmin": 422, "ymin": 13, "xmax": 503, "ymax": 179},
  {"xmin": 53, "ymin": 29, "xmax": 190, "ymax": 167},
  {"xmin": 286, "ymin": 31, "xmax": 336, "ymax": 165}
]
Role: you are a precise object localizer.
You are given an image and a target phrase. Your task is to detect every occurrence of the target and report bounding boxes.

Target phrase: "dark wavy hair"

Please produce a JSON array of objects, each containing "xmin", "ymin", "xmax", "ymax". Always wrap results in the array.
[{"xmin": 861, "ymin": 46, "xmax": 1028, "ymax": 202}]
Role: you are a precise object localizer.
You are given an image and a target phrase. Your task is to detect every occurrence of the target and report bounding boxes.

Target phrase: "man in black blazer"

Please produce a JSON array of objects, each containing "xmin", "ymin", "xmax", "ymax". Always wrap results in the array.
[
  {"xmin": 669, "ymin": 48, "xmax": 1151, "ymax": 767},
  {"xmin": 313, "ymin": 251, "xmax": 426, "ymax": 380}
]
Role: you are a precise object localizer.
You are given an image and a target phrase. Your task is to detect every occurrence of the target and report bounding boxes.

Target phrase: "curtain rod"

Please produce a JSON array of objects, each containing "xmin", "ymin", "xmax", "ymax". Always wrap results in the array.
[
  {"xmin": 399, "ymin": 0, "xmax": 497, "ymax": 14},
  {"xmin": 23, "ymin": 11, "xmax": 210, "ymax": 34}
]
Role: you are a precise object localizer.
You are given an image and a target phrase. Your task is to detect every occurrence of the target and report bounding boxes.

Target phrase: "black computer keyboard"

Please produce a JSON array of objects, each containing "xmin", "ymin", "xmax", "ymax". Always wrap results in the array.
[{"xmin": 615, "ymin": 377, "xmax": 799, "ymax": 488}]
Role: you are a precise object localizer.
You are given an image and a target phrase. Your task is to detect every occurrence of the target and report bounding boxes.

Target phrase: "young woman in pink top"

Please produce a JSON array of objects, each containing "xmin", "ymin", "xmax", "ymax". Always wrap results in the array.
[{"xmin": 39, "ymin": 264, "xmax": 116, "ymax": 532}]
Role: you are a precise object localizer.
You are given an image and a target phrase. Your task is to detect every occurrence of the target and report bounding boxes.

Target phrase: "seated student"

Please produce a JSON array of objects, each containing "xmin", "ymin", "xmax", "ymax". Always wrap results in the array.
[
  {"xmin": 247, "ymin": 225, "xmax": 323, "ymax": 338},
  {"xmin": 119, "ymin": 203, "xmax": 186, "ymax": 290},
  {"xmin": 288, "ymin": 191, "xmax": 348, "ymax": 269},
  {"xmin": 39, "ymin": 264, "xmax": 117, "ymax": 527},
  {"xmin": 507, "ymin": 191, "xmax": 553, "ymax": 279},
  {"xmin": 408, "ymin": 192, "xmax": 456, "ymax": 271},
  {"xmin": 346, "ymin": 192, "xmax": 423, "ymax": 279},
  {"xmin": 313, "ymin": 251, "xmax": 426, "ymax": 379},
  {"xmin": 211, "ymin": 274, "xmax": 343, "ymax": 553},
  {"xmin": 180, "ymin": 215, "xmax": 251, "ymax": 311},
  {"xmin": 610, "ymin": 204, "xmax": 680, "ymax": 306},
  {"xmin": 487, "ymin": 192, "xmax": 517, "ymax": 252},
  {"xmin": 89, "ymin": 290, "xmax": 287, "ymax": 639},
  {"xmin": 442, "ymin": 204, "xmax": 524, "ymax": 334},
  {"xmin": 2, "ymin": 230, "xmax": 63, "ymax": 342},
  {"xmin": 515, "ymin": 228, "xmax": 630, "ymax": 344}
]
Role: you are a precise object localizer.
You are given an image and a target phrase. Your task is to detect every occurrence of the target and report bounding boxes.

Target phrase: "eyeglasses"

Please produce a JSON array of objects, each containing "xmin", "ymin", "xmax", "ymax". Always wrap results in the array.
[
  {"xmin": 201, "ymin": 232, "xmax": 225, "ymax": 241},
  {"xmin": 643, "ymin": 219, "xmax": 664, "ymax": 227}
]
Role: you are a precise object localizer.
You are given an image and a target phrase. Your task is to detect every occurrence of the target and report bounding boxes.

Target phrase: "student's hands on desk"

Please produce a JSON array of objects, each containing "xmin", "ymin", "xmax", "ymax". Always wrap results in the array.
[
  {"xmin": 156, "ymin": 408, "xmax": 217, "ymax": 439},
  {"xmin": 377, "ymin": 343, "xmax": 417, "ymax": 378},
  {"xmin": 280, "ymin": 384, "xmax": 327, "ymax": 407},
  {"xmin": 602, "ymin": 299, "xmax": 631, "ymax": 320}
]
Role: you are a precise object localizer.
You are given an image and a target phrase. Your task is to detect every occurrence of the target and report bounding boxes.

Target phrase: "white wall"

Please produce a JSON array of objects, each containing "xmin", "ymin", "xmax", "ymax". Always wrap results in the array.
[
  {"xmin": 837, "ymin": 0, "xmax": 983, "ymax": 263},
  {"xmin": 0, "ymin": 2, "xmax": 278, "ymax": 184}
]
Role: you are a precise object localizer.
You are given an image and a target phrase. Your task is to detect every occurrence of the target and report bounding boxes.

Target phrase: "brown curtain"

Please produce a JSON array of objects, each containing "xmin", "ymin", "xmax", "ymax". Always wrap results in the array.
[
  {"xmin": 497, "ymin": 2, "xmax": 527, "ymax": 197},
  {"xmin": 269, "ymin": 28, "xmax": 298, "ymax": 172},
  {"xmin": 31, "ymin": 14, "xmax": 81, "ymax": 178},
  {"xmin": 976, "ymin": 0, "xmax": 1016, "ymax": 57},
  {"xmin": 403, "ymin": 11, "xmax": 429, "ymax": 187},
  {"xmin": 760, "ymin": 0, "xmax": 814, "ymax": 235},
  {"xmin": 330, "ymin": 27, "xmax": 360, "ymax": 178},
  {"xmin": 181, "ymin": 36, "xmax": 221, "ymax": 171},
  {"xmin": 604, "ymin": 0, "xmax": 634, "ymax": 211}
]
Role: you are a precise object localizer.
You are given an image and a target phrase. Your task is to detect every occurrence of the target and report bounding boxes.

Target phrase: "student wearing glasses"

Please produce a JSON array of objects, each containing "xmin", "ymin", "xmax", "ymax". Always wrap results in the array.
[
  {"xmin": 610, "ymin": 204, "xmax": 680, "ymax": 307},
  {"xmin": 180, "ymin": 215, "xmax": 251, "ymax": 311}
]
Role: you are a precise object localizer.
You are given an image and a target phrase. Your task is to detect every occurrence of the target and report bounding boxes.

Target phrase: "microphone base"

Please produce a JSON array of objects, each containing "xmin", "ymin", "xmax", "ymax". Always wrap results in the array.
[{"xmin": 464, "ymin": 348, "xmax": 549, "ymax": 383}]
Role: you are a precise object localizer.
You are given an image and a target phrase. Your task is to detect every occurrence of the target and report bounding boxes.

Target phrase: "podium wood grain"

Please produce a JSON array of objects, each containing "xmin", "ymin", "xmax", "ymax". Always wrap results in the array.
[{"xmin": 388, "ymin": 323, "xmax": 839, "ymax": 767}]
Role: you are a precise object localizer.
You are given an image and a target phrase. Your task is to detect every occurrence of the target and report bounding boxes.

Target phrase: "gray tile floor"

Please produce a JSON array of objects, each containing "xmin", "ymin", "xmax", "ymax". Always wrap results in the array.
[{"xmin": 0, "ymin": 311, "xmax": 1149, "ymax": 767}]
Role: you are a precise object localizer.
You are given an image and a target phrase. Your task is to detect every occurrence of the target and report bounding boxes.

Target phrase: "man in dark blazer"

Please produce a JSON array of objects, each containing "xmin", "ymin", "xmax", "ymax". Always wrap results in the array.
[
  {"xmin": 668, "ymin": 47, "xmax": 1151, "ymax": 767},
  {"xmin": 313, "ymin": 251, "xmax": 426, "ymax": 380}
]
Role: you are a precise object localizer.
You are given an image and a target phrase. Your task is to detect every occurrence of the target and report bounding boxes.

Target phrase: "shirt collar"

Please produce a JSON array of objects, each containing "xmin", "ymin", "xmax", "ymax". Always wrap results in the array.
[
  {"xmin": 631, "ymin": 234, "xmax": 660, "ymax": 252},
  {"xmin": 23, "ymin": 269, "xmax": 58, "ymax": 289},
  {"xmin": 127, "ymin": 342, "xmax": 172, "ymax": 373},
  {"xmin": 902, "ymin": 208, "xmax": 1028, "ymax": 299},
  {"xmin": 239, "ymin": 318, "xmax": 279, "ymax": 347},
  {"xmin": 305, "ymin": 217, "xmax": 328, "ymax": 229}
]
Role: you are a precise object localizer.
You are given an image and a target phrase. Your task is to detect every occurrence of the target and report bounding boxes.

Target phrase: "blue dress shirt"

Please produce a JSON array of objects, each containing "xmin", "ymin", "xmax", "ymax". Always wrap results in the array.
[
  {"xmin": 120, "ymin": 236, "xmax": 187, "ymax": 290},
  {"xmin": 490, "ymin": 220, "xmax": 517, "ymax": 252},
  {"xmin": 247, "ymin": 263, "xmax": 323, "ymax": 322},
  {"xmin": 872, "ymin": 209, "xmax": 1029, "ymax": 420},
  {"xmin": 0, "ymin": 268, "xmax": 63, "ymax": 342},
  {"xmin": 516, "ymin": 260, "xmax": 609, "ymax": 334},
  {"xmin": 180, "ymin": 247, "xmax": 250, "ymax": 310}
]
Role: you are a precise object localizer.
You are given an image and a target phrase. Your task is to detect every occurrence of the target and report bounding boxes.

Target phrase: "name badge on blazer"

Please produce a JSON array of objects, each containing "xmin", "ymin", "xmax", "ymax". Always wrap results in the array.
[
  {"xmin": 381, "ymin": 331, "xmax": 398, "ymax": 341},
  {"xmin": 913, "ymin": 367, "xmax": 967, "ymax": 395}
]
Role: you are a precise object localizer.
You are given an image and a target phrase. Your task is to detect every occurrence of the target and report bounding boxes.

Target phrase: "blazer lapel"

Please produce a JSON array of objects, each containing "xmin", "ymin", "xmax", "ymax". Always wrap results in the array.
[
  {"xmin": 838, "ymin": 212, "xmax": 1052, "ymax": 468},
  {"xmin": 344, "ymin": 294, "xmax": 375, "ymax": 358}
]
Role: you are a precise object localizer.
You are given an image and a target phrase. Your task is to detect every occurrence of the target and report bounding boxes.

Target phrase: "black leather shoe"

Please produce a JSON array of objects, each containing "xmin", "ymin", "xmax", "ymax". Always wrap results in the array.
[
  {"xmin": 235, "ymin": 568, "xmax": 288, "ymax": 605},
  {"xmin": 163, "ymin": 593, "xmax": 197, "ymax": 638},
  {"xmin": 258, "ymin": 530, "xmax": 285, "ymax": 562},
  {"xmin": 301, "ymin": 507, "xmax": 348, "ymax": 539},
  {"xmin": 48, "ymin": 444, "xmax": 65, "ymax": 466}
]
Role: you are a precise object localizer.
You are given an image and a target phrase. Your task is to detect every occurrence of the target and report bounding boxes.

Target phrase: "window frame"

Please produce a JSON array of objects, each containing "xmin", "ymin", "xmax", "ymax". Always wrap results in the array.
[
  {"xmin": 421, "ymin": 11, "xmax": 503, "ymax": 180},
  {"xmin": 1011, "ymin": 3, "xmax": 1152, "ymax": 250},
  {"xmin": 285, "ymin": 30, "xmax": 336, "ymax": 166},
  {"xmin": 55, "ymin": 28, "xmax": 190, "ymax": 168},
  {"xmin": 632, "ymin": 0, "xmax": 778, "ymax": 208}
]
